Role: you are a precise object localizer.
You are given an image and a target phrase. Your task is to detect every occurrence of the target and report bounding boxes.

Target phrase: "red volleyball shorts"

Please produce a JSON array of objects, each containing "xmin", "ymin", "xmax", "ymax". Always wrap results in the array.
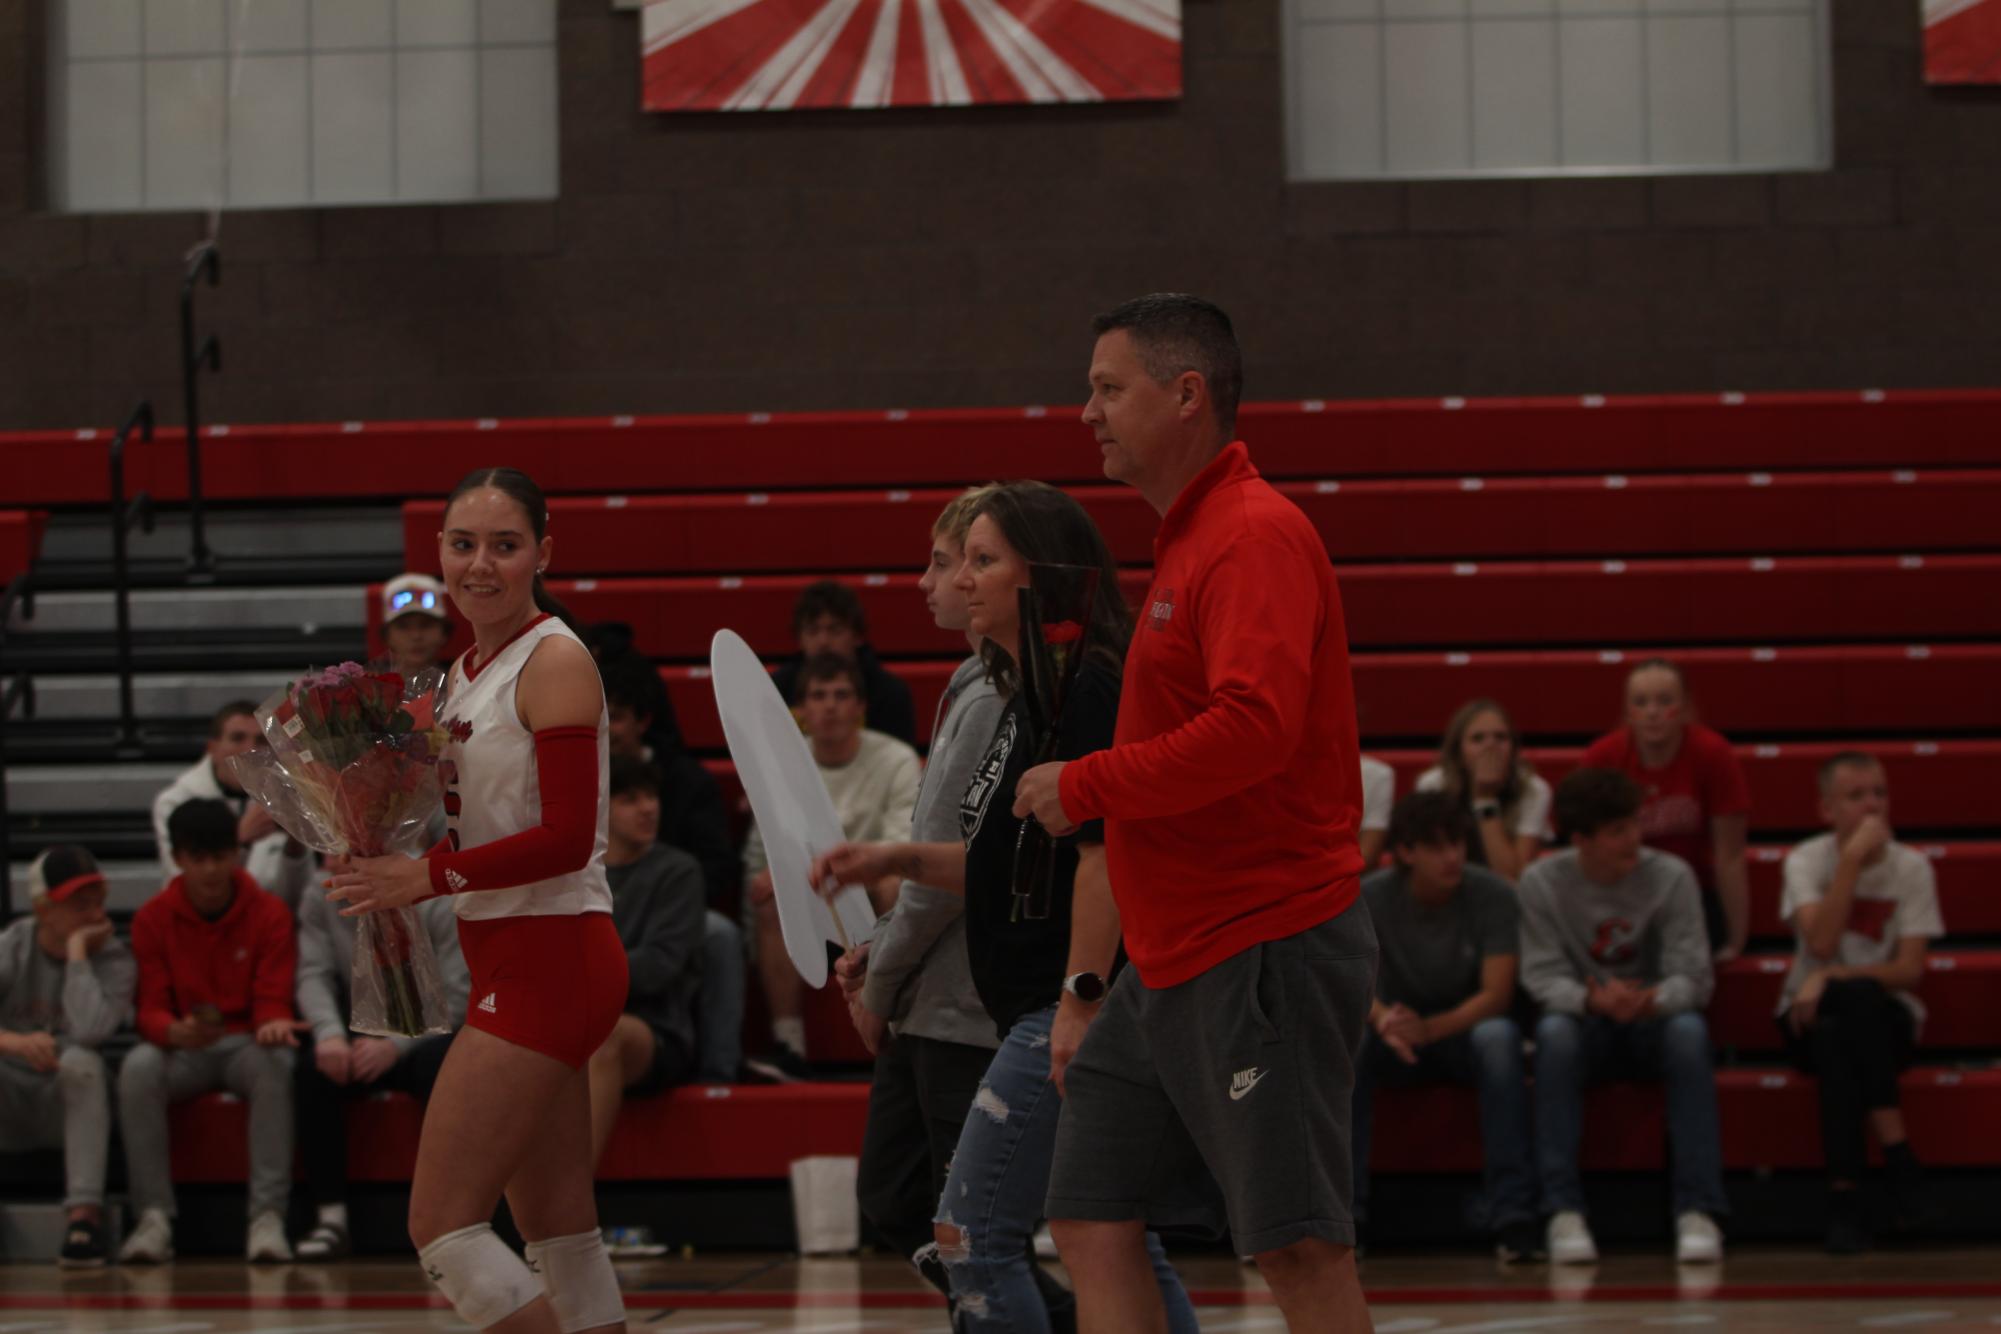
[{"xmin": 457, "ymin": 912, "xmax": 629, "ymax": 1069}]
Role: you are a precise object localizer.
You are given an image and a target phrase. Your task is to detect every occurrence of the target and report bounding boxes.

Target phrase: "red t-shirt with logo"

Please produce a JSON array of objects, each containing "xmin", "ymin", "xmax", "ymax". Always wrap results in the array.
[
  {"xmin": 1579, "ymin": 722, "xmax": 1751, "ymax": 889},
  {"xmin": 1059, "ymin": 442, "xmax": 1364, "ymax": 987}
]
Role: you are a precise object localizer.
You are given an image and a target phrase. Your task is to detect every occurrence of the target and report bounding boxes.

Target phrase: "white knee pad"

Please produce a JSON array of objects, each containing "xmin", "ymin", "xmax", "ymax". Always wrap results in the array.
[
  {"xmin": 524, "ymin": 1229, "xmax": 626, "ymax": 1332},
  {"xmin": 418, "ymin": 1223, "xmax": 543, "ymax": 1328}
]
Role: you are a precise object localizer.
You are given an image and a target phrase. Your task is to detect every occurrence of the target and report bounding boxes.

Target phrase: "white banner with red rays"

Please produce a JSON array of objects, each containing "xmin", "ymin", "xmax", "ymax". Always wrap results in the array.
[
  {"xmin": 1926, "ymin": 0, "xmax": 2001, "ymax": 83},
  {"xmin": 640, "ymin": 0, "xmax": 1182, "ymax": 112}
]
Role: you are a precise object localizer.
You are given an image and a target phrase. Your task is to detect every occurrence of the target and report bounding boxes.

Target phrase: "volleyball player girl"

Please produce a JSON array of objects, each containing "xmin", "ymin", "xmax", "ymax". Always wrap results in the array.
[
  {"xmin": 812, "ymin": 482, "xmax": 1197, "ymax": 1333},
  {"xmin": 329, "ymin": 468, "xmax": 629, "ymax": 1334}
]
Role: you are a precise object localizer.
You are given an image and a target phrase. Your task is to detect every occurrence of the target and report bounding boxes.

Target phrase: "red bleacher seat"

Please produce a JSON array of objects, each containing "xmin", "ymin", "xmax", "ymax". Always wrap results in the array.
[
  {"xmin": 1749, "ymin": 842, "xmax": 2001, "ymax": 938},
  {"xmin": 403, "ymin": 470, "xmax": 2001, "ymax": 575},
  {"xmin": 1709, "ymin": 951, "xmax": 2001, "ymax": 1052},
  {"xmin": 370, "ymin": 557, "xmax": 2001, "ymax": 663},
  {"xmin": 166, "ymin": 1066, "xmax": 2001, "ymax": 1187},
  {"xmin": 0, "ymin": 510, "xmax": 46, "ymax": 585},
  {"xmin": 166, "ymin": 1084, "xmax": 872, "ymax": 1185},
  {"xmin": 12, "ymin": 391, "xmax": 2001, "ymax": 506},
  {"xmin": 699, "ymin": 743, "xmax": 2001, "ymax": 851},
  {"xmin": 1380, "ymin": 741, "xmax": 2001, "ymax": 834},
  {"xmin": 661, "ymin": 646, "xmax": 2001, "ymax": 753},
  {"xmin": 1369, "ymin": 1068, "xmax": 2001, "ymax": 1173}
]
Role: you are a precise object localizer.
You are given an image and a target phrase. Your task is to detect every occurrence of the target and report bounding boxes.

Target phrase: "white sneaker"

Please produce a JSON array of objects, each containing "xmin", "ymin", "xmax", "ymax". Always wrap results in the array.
[
  {"xmin": 1675, "ymin": 1211, "xmax": 1723, "ymax": 1264},
  {"xmin": 246, "ymin": 1211, "xmax": 294, "ymax": 1264},
  {"xmin": 1546, "ymin": 1210, "xmax": 1598, "ymax": 1266},
  {"xmin": 118, "ymin": 1207, "xmax": 174, "ymax": 1265},
  {"xmin": 1032, "ymin": 1223, "xmax": 1059, "ymax": 1260}
]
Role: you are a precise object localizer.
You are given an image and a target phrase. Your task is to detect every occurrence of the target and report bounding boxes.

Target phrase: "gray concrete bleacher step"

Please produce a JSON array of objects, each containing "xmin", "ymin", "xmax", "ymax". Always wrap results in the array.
[
  {"xmin": 35, "ymin": 506, "xmax": 402, "ymax": 564},
  {"xmin": 23, "ymin": 670, "xmax": 303, "ymax": 720},
  {"xmin": 28, "ymin": 506, "xmax": 403, "ymax": 590},
  {"xmin": 6, "ymin": 762, "xmax": 182, "ymax": 815},
  {"xmin": 8, "ymin": 586, "xmax": 365, "ymax": 634}
]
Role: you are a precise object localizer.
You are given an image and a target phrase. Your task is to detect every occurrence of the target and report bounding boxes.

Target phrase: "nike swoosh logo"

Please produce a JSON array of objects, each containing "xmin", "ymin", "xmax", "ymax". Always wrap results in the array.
[{"xmin": 1230, "ymin": 1071, "xmax": 1269, "ymax": 1101}]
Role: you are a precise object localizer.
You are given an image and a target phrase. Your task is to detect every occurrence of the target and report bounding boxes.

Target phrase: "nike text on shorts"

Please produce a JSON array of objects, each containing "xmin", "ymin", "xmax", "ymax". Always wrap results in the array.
[{"xmin": 1044, "ymin": 902, "xmax": 1379, "ymax": 1256}]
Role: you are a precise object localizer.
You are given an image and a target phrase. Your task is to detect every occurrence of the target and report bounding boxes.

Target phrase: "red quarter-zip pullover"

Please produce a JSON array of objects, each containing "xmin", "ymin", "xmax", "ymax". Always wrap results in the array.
[
  {"xmin": 1060, "ymin": 441, "xmax": 1364, "ymax": 986},
  {"xmin": 131, "ymin": 869, "xmax": 297, "ymax": 1046}
]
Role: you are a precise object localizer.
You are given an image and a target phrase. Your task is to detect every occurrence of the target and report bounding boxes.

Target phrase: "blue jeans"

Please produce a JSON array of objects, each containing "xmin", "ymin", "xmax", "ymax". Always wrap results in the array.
[
  {"xmin": 937, "ymin": 1005, "xmax": 1196, "ymax": 1334},
  {"xmin": 696, "ymin": 911, "xmax": 745, "ymax": 1082},
  {"xmin": 1352, "ymin": 1015, "xmax": 1535, "ymax": 1229},
  {"xmin": 1533, "ymin": 1011, "xmax": 1729, "ymax": 1218}
]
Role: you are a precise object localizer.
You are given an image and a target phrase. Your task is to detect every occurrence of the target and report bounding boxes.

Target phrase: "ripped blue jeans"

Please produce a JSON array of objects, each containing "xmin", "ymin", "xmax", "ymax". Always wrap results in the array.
[{"xmin": 935, "ymin": 1004, "xmax": 1197, "ymax": 1333}]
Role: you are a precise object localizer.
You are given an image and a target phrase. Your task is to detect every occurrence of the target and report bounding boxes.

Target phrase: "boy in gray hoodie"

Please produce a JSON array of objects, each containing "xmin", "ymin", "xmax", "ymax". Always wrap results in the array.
[
  {"xmin": 0, "ymin": 846, "xmax": 134, "ymax": 1267},
  {"xmin": 1519, "ymin": 767, "xmax": 1726, "ymax": 1267}
]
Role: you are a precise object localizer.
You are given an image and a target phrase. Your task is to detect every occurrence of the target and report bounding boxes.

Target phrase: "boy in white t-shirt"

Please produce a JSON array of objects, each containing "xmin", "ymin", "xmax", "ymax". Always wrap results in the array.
[{"xmin": 1777, "ymin": 751, "xmax": 1943, "ymax": 1255}]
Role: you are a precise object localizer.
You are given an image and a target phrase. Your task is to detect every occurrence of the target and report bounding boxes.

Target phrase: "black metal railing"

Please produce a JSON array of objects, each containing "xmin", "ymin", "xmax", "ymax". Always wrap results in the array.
[
  {"xmin": 110, "ymin": 401, "xmax": 157, "ymax": 759},
  {"xmin": 0, "ymin": 571, "xmax": 35, "ymax": 921},
  {"xmin": 179, "ymin": 243, "xmax": 220, "ymax": 580}
]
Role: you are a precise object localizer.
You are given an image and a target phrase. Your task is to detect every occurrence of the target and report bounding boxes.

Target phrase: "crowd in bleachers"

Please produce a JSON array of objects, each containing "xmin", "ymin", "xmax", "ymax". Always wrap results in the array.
[{"xmin": 0, "ymin": 522, "xmax": 1953, "ymax": 1273}]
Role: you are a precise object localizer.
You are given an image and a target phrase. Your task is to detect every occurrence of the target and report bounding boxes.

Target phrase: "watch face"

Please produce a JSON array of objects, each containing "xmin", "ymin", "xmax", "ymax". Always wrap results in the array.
[{"xmin": 1069, "ymin": 972, "xmax": 1106, "ymax": 1002}]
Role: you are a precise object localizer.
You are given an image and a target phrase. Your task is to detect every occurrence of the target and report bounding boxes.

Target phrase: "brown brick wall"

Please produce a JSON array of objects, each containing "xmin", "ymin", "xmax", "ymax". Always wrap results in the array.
[{"xmin": 2, "ymin": 0, "xmax": 1998, "ymax": 431}]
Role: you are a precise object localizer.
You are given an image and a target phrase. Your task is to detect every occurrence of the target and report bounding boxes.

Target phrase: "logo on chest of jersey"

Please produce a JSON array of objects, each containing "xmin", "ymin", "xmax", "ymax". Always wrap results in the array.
[
  {"xmin": 1146, "ymin": 589, "xmax": 1177, "ymax": 633},
  {"xmin": 1590, "ymin": 917, "xmax": 1638, "ymax": 966},
  {"xmin": 960, "ymin": 712, "xmax": 1018, "ymax": 843},
  {"xmin": 1846, "ymin": 897, "xmax": 1897, "ymax": 943},
  {"xmin": 443, "ymin": 717, "xmax": 474, "ymax": 743}
]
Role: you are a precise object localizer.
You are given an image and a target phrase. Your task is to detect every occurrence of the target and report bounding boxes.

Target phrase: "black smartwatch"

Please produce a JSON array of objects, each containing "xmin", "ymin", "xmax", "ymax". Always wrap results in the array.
[
  {"xmin": 1473, "ymin": 800, "xmax": 1502, "ymax": 821},
  {"xmin": 1062, "ymin": 971, "xmax": 1107, "ymax": 1003}
]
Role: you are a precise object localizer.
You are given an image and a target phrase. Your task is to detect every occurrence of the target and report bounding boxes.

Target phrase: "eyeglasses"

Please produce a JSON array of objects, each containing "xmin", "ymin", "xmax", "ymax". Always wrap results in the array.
[{"xmin": 389, "ymin": 589, "xmax": 440, "ymax": 613}]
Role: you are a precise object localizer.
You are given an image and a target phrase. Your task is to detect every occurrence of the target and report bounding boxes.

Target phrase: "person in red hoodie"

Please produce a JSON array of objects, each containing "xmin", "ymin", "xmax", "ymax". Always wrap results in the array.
[
  {"xmin": 1015, "ymin": 295, "xmax": 1378, "ymax": 1333},
  {"xmin": 116, "ymin": 798, "xmax": 301, "ymax": 1266}
]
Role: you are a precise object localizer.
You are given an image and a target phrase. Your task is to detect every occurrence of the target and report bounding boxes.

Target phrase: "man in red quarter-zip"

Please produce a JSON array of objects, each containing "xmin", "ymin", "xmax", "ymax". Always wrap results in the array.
[{"xmin": 1015, "ymin": 294, "xmax": 1378, "ymax": 1332}]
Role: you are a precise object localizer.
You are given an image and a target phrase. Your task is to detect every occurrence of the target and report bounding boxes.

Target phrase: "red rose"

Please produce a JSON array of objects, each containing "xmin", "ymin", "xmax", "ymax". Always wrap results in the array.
[{"xmin": 1043, "ymin": 621, "xmax": 1083, "ymax": 646}]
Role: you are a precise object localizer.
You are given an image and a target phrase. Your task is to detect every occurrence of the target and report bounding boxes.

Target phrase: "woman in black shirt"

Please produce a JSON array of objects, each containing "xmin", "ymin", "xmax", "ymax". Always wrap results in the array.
[{"xmin": 812, "ymin": 482, "xmax": 1196, "ymax": 1333}]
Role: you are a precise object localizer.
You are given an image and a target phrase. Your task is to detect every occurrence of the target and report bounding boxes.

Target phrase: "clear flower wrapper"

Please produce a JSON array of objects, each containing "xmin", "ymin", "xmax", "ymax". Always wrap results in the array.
[{"xmin": 232, "ymin": 663, "xmax": 454, "ymax": 1038}]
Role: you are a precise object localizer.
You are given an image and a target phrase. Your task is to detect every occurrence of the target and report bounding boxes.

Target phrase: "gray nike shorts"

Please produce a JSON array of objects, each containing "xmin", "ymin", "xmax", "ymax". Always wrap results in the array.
[{"xmin": 1045, "ymin": 901, "xmax": 1378, "ymax": 1255}]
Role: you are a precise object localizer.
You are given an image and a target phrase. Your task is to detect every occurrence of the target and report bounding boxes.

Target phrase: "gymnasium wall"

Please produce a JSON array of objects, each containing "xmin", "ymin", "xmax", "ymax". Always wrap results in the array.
[{"xmin": 1, "ymin": 0, "xmax": 1998, "ymax": 433}]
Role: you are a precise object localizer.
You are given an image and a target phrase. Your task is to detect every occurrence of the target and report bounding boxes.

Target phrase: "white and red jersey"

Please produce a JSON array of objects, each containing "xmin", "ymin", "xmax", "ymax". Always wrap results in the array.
[{"xmin": 438, "ymin": 614, "xmax": 612, "ymax": 921}]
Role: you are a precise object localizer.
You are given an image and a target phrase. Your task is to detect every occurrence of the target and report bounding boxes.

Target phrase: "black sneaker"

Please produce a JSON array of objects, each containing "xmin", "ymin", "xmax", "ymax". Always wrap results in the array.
[
  {"xmin": 58, "ymin": 1216, "xmax": 107, "ymax": 1269},
  {"xmin": 1496, "ymin": 1219, "xmax": 1547, "ymax": 1264},
  {"xmin": 1825, "ymin": 1190, "xmax": 1868, "ymax": 1255},
  {"xmin": 742, "ymin": 1047, "xmax": 810, "ymax": 1083}
]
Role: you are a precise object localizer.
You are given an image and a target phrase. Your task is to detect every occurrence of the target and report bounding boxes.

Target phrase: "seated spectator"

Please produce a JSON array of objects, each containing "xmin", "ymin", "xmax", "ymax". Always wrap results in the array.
[
  {"xmin": 602, "ymin": 654, "xmax": 746, "ymax": 1084},
  {"xmin": 152, "ymin": 700, "xmax": 312, "ymax": 913},
  {"xmin": 118, "ymin": 800, "xmax": 301, "ymax": 1265},
  {"xmin": 1582, "ymin": 658, "xmax": 1751, "ymax": 960},
  {"xmin": 601, "ymin": 653, "xmax": 741, "ymax": 906},
  {"xmin": 1520, "ymin": 768, "xmax": 1726, "ymax": 1267},
  {"xmin": 375, "ymin": 573, "xmax": 454, "ymax": 683},
  {"xmin": 1416, "ymin": 698, "xmax": 1550, "ymax": 882},
  {"xmin": 1358, "ymin": 754, "xmax": 1394, "ymax": 867},
  {"xmin": 770, "ymin": 580, "xmax": 919, "ymax": 748},
  {"xmin": 290, "ymin": 871, "xmax": 469, "ymax": 1261},
  {"xmin": 1777, "ymin": 751, "xmax": 1942, "ymax": 1254},
  {"xmin": 1351, "ymin": 793, "xmax": 1535, "ymax": 1261},
  {"xmin": 0, "ymin": 846, "xmax": 134, "ymax": 1268},
  {"xmin": 743, "ymin": 654, "xmax": 920, "ymax": 1079},
  {"xmin": 589, "ymin": 758, "xmax": 708, "ymax": 1256}
]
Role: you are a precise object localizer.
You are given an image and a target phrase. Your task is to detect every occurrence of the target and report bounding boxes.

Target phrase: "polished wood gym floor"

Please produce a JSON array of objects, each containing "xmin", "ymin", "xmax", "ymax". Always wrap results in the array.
[{"xmin": 5, "ymin": 1248, "xmax": 2001, "ymax": 1329}]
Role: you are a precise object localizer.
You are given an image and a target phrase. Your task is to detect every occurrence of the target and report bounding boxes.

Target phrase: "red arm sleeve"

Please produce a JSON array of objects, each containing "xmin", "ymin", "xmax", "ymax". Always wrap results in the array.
[
  {"xmin": 132, "ymin": 909, "xmax": 177, "ymax": 1047},
  {"xmin": 250, "ymin": 896, "xmax": 298, "ymax": 1029},
  {"xmin": 426, "ymin": 726, "xmax": 599, "ymax": 895},
  {"xmin": 1061, "ymin": 537, "xmax": 1320, "ymax": 823}
]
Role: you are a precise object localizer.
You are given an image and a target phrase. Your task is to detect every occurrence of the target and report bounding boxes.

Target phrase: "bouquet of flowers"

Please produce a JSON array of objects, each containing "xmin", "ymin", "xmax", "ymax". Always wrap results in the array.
[
  {"xmin": 231, "ymin": 663, "xmax": 454, "ymax": 1038},
  {"xmin": 1011, "ymin": 563, "xmax": 1101, "ymax": 923}
]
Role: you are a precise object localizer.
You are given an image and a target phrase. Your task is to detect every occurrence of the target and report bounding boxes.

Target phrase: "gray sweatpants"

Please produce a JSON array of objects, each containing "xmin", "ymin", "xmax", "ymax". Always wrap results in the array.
[
  {"xmin": 0, "ymin": 1047, "xmax": 112, "ymax": 1208},
  {"xmin": 116, "ymin": 1035, "xmax": 295, "ymax": 1220}
]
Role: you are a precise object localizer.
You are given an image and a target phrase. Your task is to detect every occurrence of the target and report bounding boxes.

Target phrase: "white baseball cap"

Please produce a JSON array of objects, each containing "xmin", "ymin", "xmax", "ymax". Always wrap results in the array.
[{"xmin": 382, "ymin": 573, "xmax": 449, "ymax": 625}]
